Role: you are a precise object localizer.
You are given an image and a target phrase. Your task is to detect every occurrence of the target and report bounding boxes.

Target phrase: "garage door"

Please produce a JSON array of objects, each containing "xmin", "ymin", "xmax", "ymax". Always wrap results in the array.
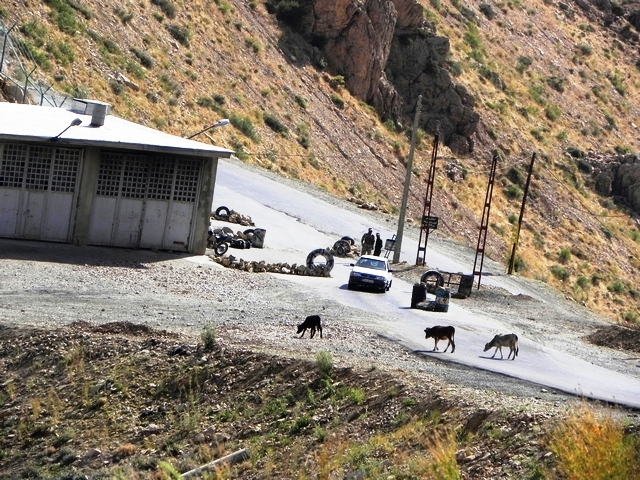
[
  {"xmin": 0, "ymin": 143, "xmax": 82, "ymax": 242},
  {"xmin": 87, "ymin": 152, "xmax": 201, "ymax": 250}
]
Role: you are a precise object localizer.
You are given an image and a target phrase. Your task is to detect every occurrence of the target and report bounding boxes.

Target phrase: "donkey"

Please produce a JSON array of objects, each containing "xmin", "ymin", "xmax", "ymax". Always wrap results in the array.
[
  {"xmin": 484, "ymin": 333, "xmax": 519, "ymax": 360},
  {"xmin": 424, "ymin": 325, "xmax": 455, "ymax": 353}
]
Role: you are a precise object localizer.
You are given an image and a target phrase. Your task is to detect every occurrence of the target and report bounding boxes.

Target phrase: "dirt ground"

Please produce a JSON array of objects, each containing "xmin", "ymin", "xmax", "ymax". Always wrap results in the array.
[{"xmin": 2, "ymin": 238, "xmax": 640, "ymax": 478}]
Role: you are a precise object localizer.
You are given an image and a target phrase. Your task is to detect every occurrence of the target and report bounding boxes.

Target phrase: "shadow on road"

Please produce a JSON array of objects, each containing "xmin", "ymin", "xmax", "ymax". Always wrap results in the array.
[{"xmin": 0, "ymin": 238, "xmax": 193, "ymax": 267}]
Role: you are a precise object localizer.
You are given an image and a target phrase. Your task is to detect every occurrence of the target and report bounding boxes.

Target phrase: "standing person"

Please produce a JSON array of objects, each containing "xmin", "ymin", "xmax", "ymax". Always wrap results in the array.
[
  {"xmin": 361, "ymin": 228, "xmax": 375, "ymax": 255},
  {"xmin": 374, "ymin": 232, "xmax": 383, "ymax": 256}
]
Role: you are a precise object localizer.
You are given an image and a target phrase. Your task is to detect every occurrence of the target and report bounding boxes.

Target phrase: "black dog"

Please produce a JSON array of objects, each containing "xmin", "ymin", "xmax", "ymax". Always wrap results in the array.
[{"xmin": 297, "ymin": 315, "xmax": 322, "ymax": 339}]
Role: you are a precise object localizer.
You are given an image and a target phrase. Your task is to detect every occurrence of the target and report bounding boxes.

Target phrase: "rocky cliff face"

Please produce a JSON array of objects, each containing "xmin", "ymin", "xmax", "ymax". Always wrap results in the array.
[
  {"xmin": 268, "ymin": 0, "xmax": 479, "ymax": 154},
  {"xmin": 590, "ymin": 154, "xmax": 640, "ymax": 215}
]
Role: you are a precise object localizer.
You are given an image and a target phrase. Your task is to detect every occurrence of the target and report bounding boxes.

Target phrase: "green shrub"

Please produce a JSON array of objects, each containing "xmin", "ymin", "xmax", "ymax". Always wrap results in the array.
[
  {"xmin": 109, "ymin": 81, "xmax": 123, "ymax": 95},
  {"xmin": 550, "ymin": 265, "xmax": 570, "ymax": 281},
  {"xmin": 576, "ymin": 275, "xmax": 589, "ymax": 289},
  {"xmin": 547, "ymin": 76, "xmax": 566, "ymax": 93},
  {"xmin": 578, "ymin": 44, "xmax": 593, "ymax": 55},
  {"xmin": 201, "ymin": 324, "xmax": 217, "ymax": 351},
  {"xmin": 294, "ymin": 95, "xmax": 308, "ymax": 109},
  {"xmin": 66, "ymin": 0, "xmax": 92, "ymax": 19},
  {"xmin": 559, "ymin": 248, "xmax": 572, "ymax": 264},
  {"xmin": 245, "ymin": 38, "xmax": 261, "ymax": 53},
  {"xmin": 197, "ymin": 97, "xmax": 215, "ymax": 108},
  {"xmin": 528, "ymin": 84, "xmax": 546, "ymax": 105},
  {"xmin": 530, "ymin": 129, "xmax": 544, "ymax": 141},
  {"xmin": 505, "ymin": 184, "xmax": 522, "ymax": 199},
  {"xmin": 507, "ymin": 166, "xmax": 523, "ymax": 185},
  {"xmin": 264, "ymin": 114, "xmax": 288, "ymax": 135},
  {"xmin": 479, "ymin": 3, "xmax": 496, "ymax": 19},
  {"xmin": 131, "ymin": 48, "xmax": 154, "ymax": 69},
  {"xmin": 545, "ymin": 104, "xmax": 562, "ymax": 121},
  {"xmin": 316, "ymin": 351, "xmax": 333, "ymax": 375},
  {"xmin": 607, "ymin": 280, "xmax": 625, "ymax": 294},
  {"xmin": 516, "ymin": 55, "xmax": 532, "ymax": 71},
  {"xmin": 230, "ymin": 114, "xmax": 259, "ymax": 142},
  {"xmin": 151, "ymin": 0, "xmax": 176, "ymax": 19},
  {"xmin": 16, "ymin": 39, "xmax": 52, "ymax": 70},
  {"xmin": 166, "ymin": 24, "xmax": 191, "ymax": 47},
  {"xmin": 217, "ymin": 0, "xmax": 234, "ymax": 14},
  {"xmin": 330, "ymin": 94, "xmax": 345, "ymax": 109},
  {"xmin": 213, "ymin": 94, "xmax": 226, "ymax": 105},
  {"xmin": 608, "ymin": 72, "xmax": 626, "ymax": 96},
  {"xmin": 231, "ymin": 139, "xmax": 249, "ymax": 161},
  {"xmin": 614, "ymin": 145, "xmax": 632, "ymax": 155},
  {"xmin": 115, "ymin": 7, "xmax": 133, "ymax": 24},
  {"xmin": 45, "ymin": 0, "xmax": 79, "ymax": 35},
  {"xmin": 19, "ymin": 21, "xmax": 47, "ymax": 46},
  {"xmin": 102, "ymin": 38, "xmax": 119, "ymax": 54}
]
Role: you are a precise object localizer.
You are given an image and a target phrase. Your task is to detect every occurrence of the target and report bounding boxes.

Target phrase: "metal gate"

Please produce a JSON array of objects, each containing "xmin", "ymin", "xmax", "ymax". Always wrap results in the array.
[
  {"xmin": 0, "ymin": 143, "xmax": 82, "ymax": 242},
  {"xmin": 87, "ymin": 152, "xmax": 201, "ymax": 250}
]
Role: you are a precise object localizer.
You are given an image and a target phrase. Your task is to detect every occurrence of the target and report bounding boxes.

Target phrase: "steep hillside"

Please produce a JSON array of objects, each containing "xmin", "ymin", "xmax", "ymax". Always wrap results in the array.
[{"xmin": 1, "ymin": 0, "xmax": 639, "ymax": 322}]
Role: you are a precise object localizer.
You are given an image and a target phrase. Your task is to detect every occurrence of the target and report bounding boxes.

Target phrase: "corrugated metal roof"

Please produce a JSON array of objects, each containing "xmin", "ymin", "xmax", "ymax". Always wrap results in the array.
[{"xmin": 0, "ymin": 102, "xmax": 234, "ymax": 158}]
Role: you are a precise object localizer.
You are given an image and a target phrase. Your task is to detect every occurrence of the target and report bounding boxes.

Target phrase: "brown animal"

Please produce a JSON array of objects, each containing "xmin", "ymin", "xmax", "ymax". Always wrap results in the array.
[
  {"xmin": 297, "ymin": 315, "xmax": 322, "ymax": 339},
  {"xmin": 484, "ymin": 333, "xmax": 519, "ymax": 360},
  {"xmin": 423, "ymin": 325, "xmax": 455, "ymax": 353}
]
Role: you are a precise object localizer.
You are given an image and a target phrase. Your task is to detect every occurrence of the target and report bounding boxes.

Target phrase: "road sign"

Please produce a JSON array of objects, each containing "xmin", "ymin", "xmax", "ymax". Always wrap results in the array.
[{"xmin": 422, "ymin": 215, "xmax": 439, "ymax": 230}]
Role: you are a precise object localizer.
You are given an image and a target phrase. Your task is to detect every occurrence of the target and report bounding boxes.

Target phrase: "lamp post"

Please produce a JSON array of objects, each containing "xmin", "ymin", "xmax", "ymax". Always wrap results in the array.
[{"xmin": 187, "ymin": 119, "xmax": 230, "ymax": 139}]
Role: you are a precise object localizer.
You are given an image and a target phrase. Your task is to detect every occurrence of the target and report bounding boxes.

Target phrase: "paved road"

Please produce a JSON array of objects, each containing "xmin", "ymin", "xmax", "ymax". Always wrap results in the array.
[{"xmin": 213, "ymin": 159, "xmax": 640, "ymax": 409}]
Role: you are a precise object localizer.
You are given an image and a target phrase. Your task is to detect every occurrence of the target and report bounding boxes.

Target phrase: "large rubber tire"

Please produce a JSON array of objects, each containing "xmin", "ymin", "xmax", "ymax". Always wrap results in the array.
[
  {"xmin": 243, "ymin": 228, "xmax": 255, "ymax": 236},
  {"xmin": 341, "ymin": 236, "xmax": 355, "ymax": 246},
  {"xmin": 306, "ymin": 248, "xmax": 335, "ymax": 272},
  {"xmin": 333, "ymin": 239, "xmax": 351, "ymax": 257},
  {"xmin": 215, "ymin": 243, "xmax": 228, "ymax": 256},
  {"xmin": 421, "ymin": 270, "xmax": 445, "ymax": 294},
  {"xmin": 215, "ymin": 206, "xmax": 230, "ymax": 219}
]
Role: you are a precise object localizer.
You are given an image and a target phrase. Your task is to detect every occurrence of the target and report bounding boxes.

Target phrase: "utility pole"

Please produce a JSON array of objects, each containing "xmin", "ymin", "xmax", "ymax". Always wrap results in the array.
[
  {"xmin": 508, "ymin": 152, "xmax": 536, "ymax": 274},
  {"xmin": 393, "ymin": 95, "xmax": 422, "ymax": 264}
]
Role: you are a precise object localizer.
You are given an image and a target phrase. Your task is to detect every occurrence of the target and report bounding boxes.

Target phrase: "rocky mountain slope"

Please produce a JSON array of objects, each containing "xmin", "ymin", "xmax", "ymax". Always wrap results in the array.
[{"xmin": 1, "ymin": 0, "xmax": 640, "ymax": 321}]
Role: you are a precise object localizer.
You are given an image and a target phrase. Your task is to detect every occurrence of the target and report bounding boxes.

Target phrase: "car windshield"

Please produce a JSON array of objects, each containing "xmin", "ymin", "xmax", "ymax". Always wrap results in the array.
[{"xmin": 356, "ymin": 258, "xmax": 387, "ymax": 271}]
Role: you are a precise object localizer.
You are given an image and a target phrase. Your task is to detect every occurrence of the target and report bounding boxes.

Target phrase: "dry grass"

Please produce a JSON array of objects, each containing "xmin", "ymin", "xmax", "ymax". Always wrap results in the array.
[{"xmin": 547, "ymin": 404, "xmax": 640, "ymax": 480}]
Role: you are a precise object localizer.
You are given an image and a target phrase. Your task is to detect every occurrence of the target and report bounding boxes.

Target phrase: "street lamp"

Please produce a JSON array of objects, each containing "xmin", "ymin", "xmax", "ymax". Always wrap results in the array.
[
  {"xmin": 51, "ymin": 118, "xmax": 82, "ymax": 140},
  {"xmin": 187, "ymin": 119, "xmax": 230, "ymax": 139}
]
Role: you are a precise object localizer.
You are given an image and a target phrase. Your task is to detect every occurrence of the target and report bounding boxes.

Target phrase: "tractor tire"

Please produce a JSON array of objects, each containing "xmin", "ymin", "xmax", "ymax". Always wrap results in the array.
[
  {"xmin": 306, "ymin": 248, "xmax": 335, "ymax": 272},
  {"xmin": 215, "ymin": 206, "xmax": 230, "ymax": 219}
]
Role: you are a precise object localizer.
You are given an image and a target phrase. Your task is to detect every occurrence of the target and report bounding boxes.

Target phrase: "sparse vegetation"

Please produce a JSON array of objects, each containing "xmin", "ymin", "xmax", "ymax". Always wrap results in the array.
[{"xmin": 151, "ymin": 0, "xmax": 177, "ymax": 19}]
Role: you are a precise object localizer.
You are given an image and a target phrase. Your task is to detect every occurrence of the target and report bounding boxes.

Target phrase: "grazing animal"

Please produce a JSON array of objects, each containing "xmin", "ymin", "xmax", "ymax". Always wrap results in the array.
[
  {"xmin": 484, "ymin": 333, "xmax": 519, "ymax": 360},
  {"xmin": 423, "ymin": 325, "xmax": 455, "ymax": 353},
  {"xmin": 297, "ymin": 315, "xmax": 323, "ymax": 339}
]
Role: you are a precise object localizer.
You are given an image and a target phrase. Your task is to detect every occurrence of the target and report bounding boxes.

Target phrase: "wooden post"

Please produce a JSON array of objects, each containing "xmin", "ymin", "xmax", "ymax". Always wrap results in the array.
[{"xmin": 393, "ymin": 95, "xmax": 422, "ymax": 264}]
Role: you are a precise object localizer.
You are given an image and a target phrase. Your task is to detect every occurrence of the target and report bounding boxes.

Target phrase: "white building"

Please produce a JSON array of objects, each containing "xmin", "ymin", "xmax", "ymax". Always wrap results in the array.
[{"xmin": 0, "ymin": 100, "xmax": 233, "ymax": 254}]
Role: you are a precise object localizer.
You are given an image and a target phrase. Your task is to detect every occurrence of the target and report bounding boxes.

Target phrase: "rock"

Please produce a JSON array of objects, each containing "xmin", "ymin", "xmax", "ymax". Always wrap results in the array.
[{"xmin": 83, "ymin": 448, "xmax": 102, "ymax": 459}]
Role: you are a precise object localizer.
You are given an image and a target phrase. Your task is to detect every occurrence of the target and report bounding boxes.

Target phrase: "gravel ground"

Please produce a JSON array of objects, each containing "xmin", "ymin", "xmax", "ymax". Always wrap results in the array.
[{"xmin": 3, "ymin": 237, "xmax": 640, "ymax": 423}]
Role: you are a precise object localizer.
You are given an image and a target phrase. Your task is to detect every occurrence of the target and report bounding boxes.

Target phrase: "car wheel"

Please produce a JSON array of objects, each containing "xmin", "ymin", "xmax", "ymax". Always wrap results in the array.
[{"xmin": 348, "ymin": 282, "xmax": 354, "ymax": 290}]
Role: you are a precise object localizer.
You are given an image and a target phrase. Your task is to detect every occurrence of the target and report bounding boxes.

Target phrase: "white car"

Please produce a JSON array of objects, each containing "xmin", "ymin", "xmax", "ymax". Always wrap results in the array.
[{"xmin": 348, "ymin": 255, "xmax": 393, "ymax": 293}]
